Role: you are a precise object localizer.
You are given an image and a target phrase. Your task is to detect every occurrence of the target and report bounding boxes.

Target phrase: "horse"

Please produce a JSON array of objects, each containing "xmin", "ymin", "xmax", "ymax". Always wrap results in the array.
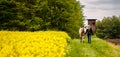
[{"xmin": 79, "ymin": 27, "xmax": 86, "ymax": 43}]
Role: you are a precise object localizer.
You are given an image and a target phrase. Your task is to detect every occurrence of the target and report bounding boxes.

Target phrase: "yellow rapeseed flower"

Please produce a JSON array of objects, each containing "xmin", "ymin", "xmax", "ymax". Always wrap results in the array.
[{"xmin": 0, "ymin": 31, "xmax": 71, "ymax": 57}]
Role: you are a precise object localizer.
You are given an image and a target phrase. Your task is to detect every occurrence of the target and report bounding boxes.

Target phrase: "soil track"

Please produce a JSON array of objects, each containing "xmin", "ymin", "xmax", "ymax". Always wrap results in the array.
[{"xmin": 106, "ymin": 39, "xmax": 120, "ymax": 45}]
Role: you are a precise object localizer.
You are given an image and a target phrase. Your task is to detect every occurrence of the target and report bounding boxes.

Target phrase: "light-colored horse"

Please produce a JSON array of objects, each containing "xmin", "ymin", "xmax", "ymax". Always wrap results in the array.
[{"xmin": 79, "ymin": 27, "xmax": 86, "ymax": 43}]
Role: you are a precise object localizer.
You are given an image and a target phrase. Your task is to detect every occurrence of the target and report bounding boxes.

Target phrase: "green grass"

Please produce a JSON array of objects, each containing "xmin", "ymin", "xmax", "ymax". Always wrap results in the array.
[{"xmin": 66, "ymin": 36, "xmax": 120, "ymax": 57}]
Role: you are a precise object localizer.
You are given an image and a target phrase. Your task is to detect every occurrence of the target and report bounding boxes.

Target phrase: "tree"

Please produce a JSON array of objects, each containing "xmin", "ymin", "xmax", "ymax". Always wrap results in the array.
[
  {"xmin": 0, "ymin": 0, "xmax": 84, "ymax": 38},
  {"xmin": 96, "ymin": 16, "xmax": 120, "ymax": 39}
]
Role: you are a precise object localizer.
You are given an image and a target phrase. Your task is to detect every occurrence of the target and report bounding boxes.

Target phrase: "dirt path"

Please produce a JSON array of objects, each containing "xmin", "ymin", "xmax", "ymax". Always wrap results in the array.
[{"xmin": 106, "ymin": 39, "xmax": 120, "ymax": 45}]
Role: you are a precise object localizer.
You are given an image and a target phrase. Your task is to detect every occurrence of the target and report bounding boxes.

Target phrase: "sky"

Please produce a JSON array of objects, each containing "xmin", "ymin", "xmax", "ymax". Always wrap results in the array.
[{"xmin": 78, "ymin": 0, "xmax": 120, "ymax": 20}]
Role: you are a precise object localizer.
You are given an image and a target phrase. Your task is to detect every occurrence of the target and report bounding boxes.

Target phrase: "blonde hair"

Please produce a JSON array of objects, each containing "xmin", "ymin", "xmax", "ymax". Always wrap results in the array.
[{"xmin": 87, "ymin": 25, "xmax": 91, "ymax": 29}]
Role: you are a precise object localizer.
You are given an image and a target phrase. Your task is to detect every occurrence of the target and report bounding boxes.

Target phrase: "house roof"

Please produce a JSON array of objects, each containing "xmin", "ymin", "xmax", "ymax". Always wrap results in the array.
[{"xmin": 87, "ymin": 19, "xmax": 97, "ymax": 21}]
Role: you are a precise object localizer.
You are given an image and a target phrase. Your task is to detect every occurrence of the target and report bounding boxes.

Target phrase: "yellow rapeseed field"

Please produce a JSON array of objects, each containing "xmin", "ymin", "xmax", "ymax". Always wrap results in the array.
[{"xmin": 0, "ymin": 31, "xmax": 71, "ymax": 57}]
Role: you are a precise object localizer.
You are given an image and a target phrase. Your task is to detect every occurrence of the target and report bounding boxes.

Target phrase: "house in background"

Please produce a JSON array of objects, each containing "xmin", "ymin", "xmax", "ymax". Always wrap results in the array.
[{"xmin": 87, "ymin": 19, "xmax": 97, "ymax": 32}]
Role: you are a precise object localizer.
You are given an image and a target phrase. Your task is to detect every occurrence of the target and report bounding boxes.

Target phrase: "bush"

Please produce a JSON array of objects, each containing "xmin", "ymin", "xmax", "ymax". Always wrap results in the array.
[{"xmin": 96, "ymin": 16, "xmax": 120, "ymax": 39}]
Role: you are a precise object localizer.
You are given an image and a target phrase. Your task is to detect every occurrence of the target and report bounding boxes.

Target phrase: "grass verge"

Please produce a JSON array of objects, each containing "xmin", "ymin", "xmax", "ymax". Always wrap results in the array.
[{"xmin": 66, "ymin": 36, "xmax": 120, "ymax": 57}]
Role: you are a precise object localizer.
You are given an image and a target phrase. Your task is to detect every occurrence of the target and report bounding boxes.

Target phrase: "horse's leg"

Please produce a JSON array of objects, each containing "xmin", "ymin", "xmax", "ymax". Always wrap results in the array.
[
  {"xmin": 80, "ymin": 37, "xmax": 83, "ymax": 43},
  {"xmin": 82, "ymin": 35, "xmax": 85, "ymax": 43}
]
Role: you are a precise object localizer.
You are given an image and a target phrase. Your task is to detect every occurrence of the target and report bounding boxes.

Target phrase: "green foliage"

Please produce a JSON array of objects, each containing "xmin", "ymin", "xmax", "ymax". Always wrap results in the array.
[
  {"xmin": 96, "ymin": 16, "xmax": 120, "ymax": 39},
  {"xmin": 0, "ymin": 0, "xmax": 83, "ymax": 38}
]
